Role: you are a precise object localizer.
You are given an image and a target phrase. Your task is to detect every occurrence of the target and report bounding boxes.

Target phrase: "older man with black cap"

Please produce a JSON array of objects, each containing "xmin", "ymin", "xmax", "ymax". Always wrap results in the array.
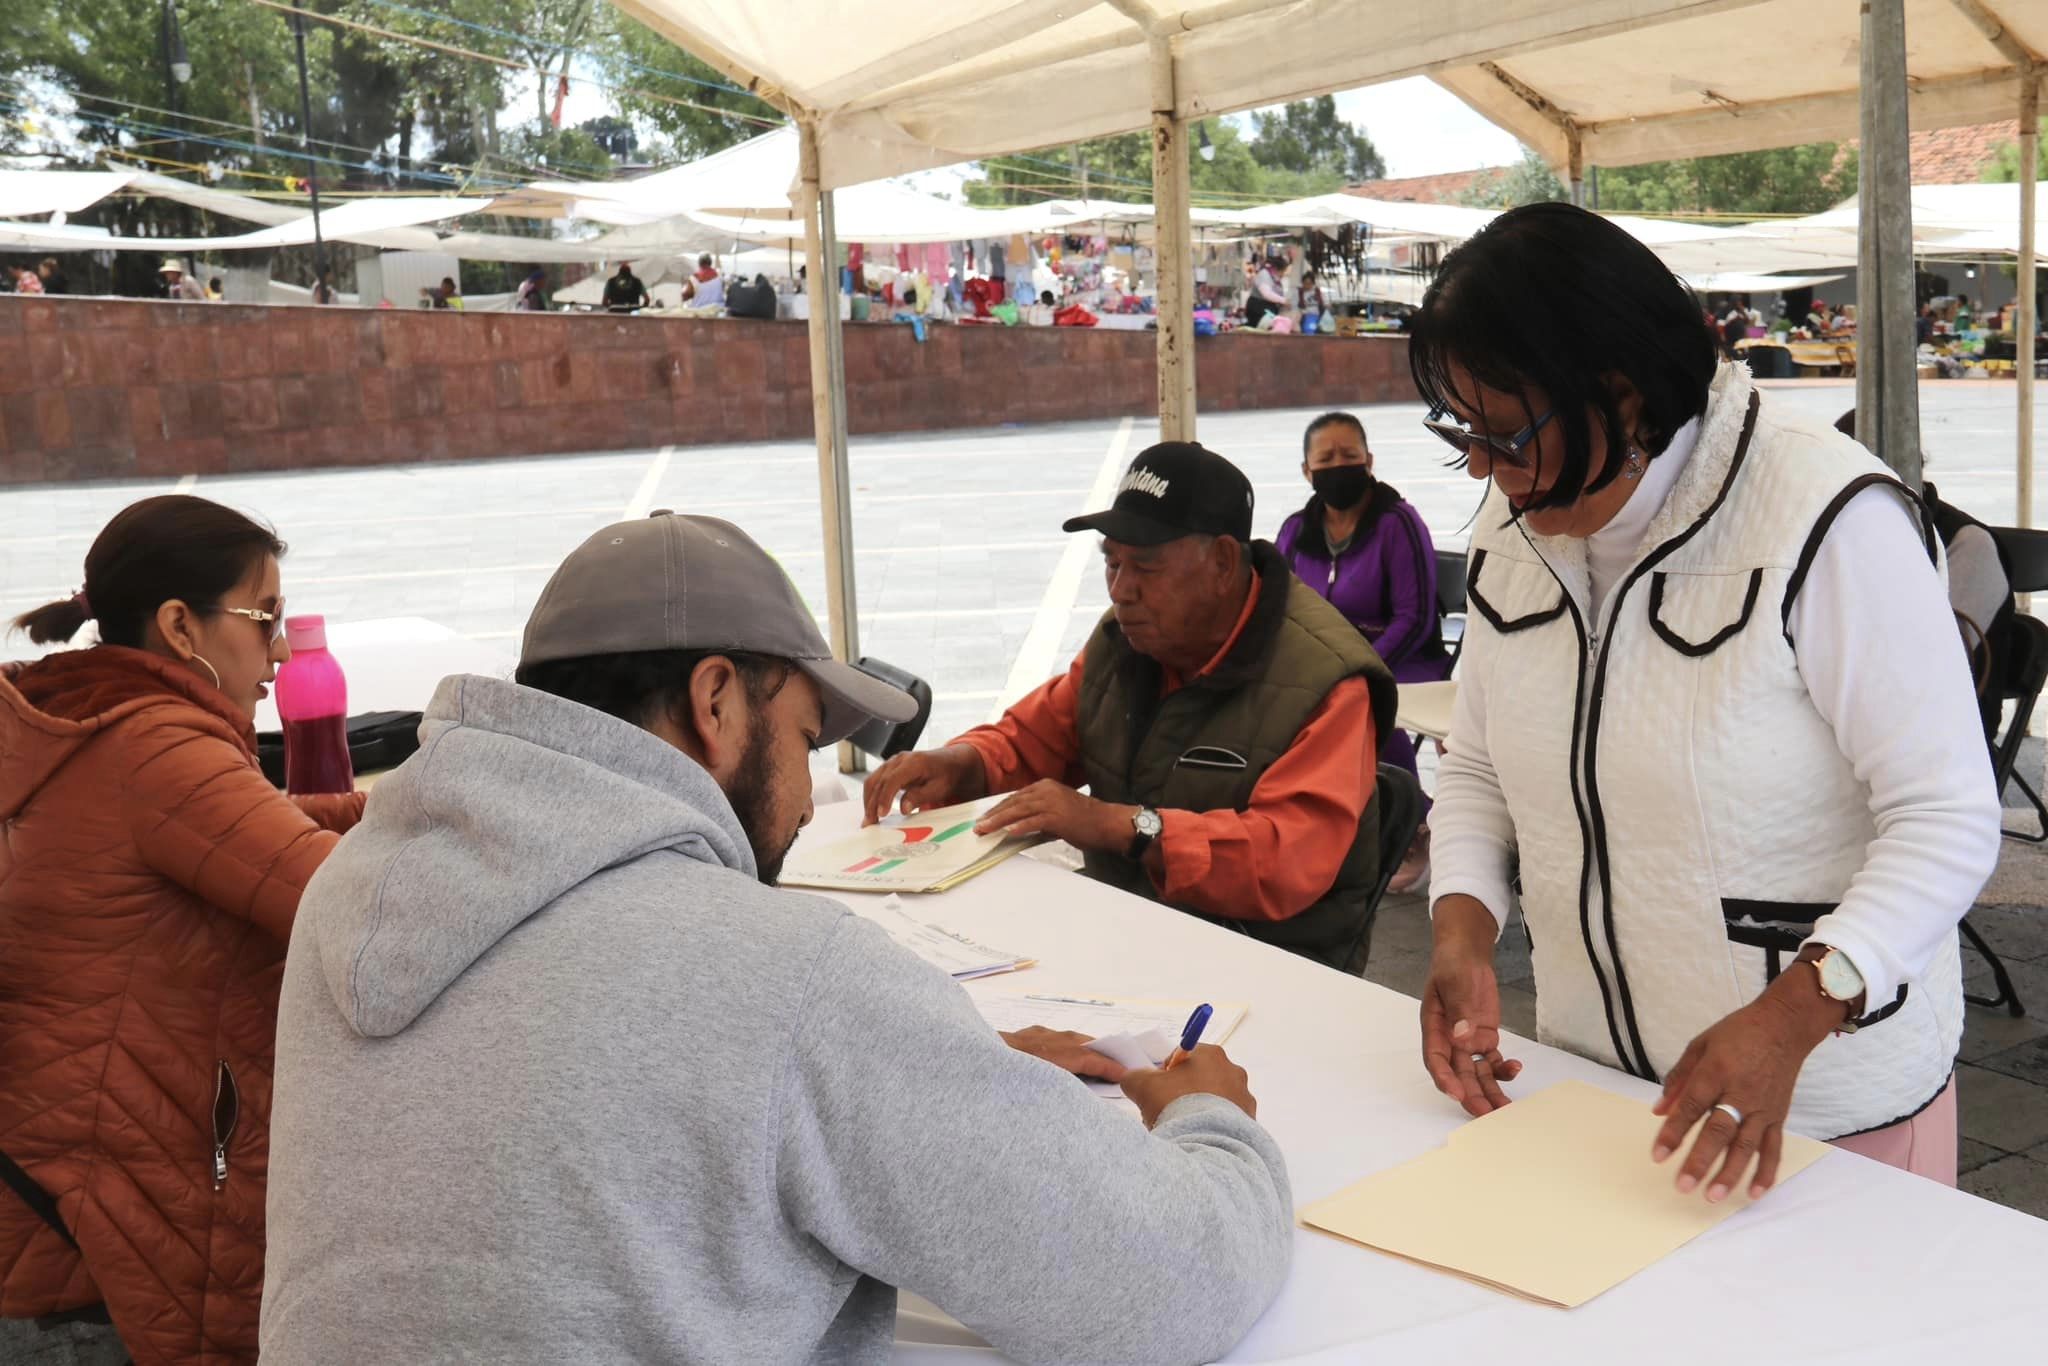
[
  {"xmin": 261, "ymin": 511, "xmax": 1294, "ymax": 1366},
  {"xmin": 866, "ymin": 443, "xmax": 1395, "ymax": 970}
]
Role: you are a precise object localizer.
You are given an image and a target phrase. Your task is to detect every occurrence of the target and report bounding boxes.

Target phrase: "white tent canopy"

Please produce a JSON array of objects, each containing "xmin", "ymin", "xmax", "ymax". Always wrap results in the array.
[
  {"xmin": 609, "ymin": 0, "xmax": 2048, "ymax": 767},
  {"xmin": 1435, "ymin": 0, "xmax": 2048, "ymax": 175},
  {"xmin": 612, "ymin": 0, "xmax": 1742, "ymax": 190}
]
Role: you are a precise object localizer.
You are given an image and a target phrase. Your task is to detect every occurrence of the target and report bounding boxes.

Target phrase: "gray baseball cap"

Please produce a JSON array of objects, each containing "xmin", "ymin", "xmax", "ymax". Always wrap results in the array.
[{"xmin": 521, "ymin": 511, "xmax": 917, "ymax": 744}]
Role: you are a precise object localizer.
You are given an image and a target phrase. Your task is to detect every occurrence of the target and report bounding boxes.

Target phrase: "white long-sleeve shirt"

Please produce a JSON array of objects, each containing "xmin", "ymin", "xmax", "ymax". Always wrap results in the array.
[{"xmin": 1430, "ymin": 440, "xmax": 2002, "ymax": 1015}]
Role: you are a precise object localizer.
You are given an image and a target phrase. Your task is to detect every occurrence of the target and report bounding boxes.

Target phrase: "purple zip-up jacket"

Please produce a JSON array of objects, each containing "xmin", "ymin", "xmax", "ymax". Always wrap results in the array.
[{"xmin": 1276, "ymin": 483, "xmax": 1450, "ymax": 685}]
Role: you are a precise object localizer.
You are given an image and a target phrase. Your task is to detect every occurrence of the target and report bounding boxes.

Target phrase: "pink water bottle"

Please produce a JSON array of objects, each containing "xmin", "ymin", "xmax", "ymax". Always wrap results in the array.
[{"xmin": 275, "ymin": 615, "xmax": 354, "ymax": 795}]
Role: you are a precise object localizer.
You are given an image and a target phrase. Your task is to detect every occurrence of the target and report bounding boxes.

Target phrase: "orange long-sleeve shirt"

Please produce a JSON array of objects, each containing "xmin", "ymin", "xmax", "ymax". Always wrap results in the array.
[{"xmin": 952, "ymin": 579, "xmax": 1378, "ymax": 923}]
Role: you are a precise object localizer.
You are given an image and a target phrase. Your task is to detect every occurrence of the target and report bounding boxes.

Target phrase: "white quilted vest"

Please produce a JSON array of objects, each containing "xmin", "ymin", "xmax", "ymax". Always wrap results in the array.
[{"xmin": 1464, "ymin": 364, "xmax": 1961, "ymax": 1140}]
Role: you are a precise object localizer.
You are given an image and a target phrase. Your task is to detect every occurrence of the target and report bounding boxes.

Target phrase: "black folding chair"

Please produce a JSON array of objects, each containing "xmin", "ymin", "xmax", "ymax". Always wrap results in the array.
[
  {"xmin": 1342, "ymin": 762, "xmax": 1424, "ymax": 976},
  {"xmin": 843, "ymin": 657, "xmax": 933, "ymax": 761},
  {"xmin": 1986, "ymin": 526, "xmax": 2048, "ymax": 846},
  {"xmin": 1960, "ymin": 527, "xmax": 2048, "ymax": 1016},
  {"xmin": 1436, "ymin": 547, "xmax": 1469, "ymax": 669}
]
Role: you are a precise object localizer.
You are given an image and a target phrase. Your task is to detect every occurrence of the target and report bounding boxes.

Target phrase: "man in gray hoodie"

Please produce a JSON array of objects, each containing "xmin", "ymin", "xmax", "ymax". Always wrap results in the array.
[{"xmin": 261, "ymin": 511, "xmax": 1294, "ymax": 1365}]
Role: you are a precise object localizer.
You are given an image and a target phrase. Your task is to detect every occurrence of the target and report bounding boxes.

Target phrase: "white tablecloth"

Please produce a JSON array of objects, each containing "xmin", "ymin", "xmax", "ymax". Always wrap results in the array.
[{"xmin": 779, "ymin": 806, "xmax": 2048, "ymax": 1363}]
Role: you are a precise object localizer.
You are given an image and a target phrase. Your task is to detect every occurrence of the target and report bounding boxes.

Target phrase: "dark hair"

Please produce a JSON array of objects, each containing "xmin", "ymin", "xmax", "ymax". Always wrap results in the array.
[
  {"xmin": 1039, "ymin": 290, "xmax": 1055, "ymax": 306},
  {"xmin": 514, "ymin": 649, "xmax": 791, "ymax": 733},
  {"xmin": 697, "ymin": 253, "xmax": 713, "ymax": 269},
  {"xmin": 1303, "ymin": 411, "xmax": 1366, "ymax": 457},
  {"xmin": 1408, "ymin": 202, "xmax": 1716, "ymax": 514},
  {"xmin": 10, "ymin": 495, "xmax": 285, "ymax": 647}
]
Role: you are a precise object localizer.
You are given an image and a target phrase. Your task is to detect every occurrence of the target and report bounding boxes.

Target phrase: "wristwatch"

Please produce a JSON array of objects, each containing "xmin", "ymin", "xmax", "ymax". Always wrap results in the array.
[
  {"xmin": 1807, "ymin": 945, "xmax": 1868, "ymax": 1031},
  {"xmin": 1127, "ymin": 806, "xmax": 1163, "ymax": 860}
]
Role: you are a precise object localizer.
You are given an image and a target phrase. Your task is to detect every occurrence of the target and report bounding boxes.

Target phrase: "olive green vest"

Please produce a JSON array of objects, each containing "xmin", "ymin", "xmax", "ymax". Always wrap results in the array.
[{"xmin": 1074, "ymin": 542, "xmax": 1398, "ymax": 971}]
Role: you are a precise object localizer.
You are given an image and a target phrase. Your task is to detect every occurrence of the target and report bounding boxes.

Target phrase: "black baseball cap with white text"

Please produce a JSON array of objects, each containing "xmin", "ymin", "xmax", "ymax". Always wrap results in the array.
[{"xmin": 1061, "ymin": 442, "xmax": 1254, "ymax": 546}]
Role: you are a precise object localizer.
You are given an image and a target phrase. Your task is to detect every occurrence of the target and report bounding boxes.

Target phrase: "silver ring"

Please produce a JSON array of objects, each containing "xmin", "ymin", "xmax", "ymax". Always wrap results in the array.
[
  {"xmin": 1470, "ymin": 1053, "xmax": 1489, "ymax": 1064},
  {"xmin": 1712, "ymin": 1102, "xmax": 1745, "ymax": 1126}
]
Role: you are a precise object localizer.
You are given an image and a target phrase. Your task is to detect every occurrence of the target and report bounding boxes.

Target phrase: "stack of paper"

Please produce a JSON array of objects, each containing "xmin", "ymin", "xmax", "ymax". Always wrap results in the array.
[
  {"xmin": 852, "ymin": 896, "xmax": 1033, "ymax": 981},
  {"xmin": 973, "ymin": 993, "xmax": 1248, "ymax": 1095},
  {"xmin": 780, "ymin": 799, "xmax": 1042, "ymax": 893},
  {"xmin": 1299, "ymin": 1080, "xmax": 1831, "ymax": 1307}
]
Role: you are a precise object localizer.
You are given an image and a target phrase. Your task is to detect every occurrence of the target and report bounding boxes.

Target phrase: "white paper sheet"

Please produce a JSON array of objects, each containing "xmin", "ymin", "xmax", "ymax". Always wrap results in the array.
[
  {"xmin": 852, "ymin": 895, "xmax": 1032, "ymax": 980},
  {"xmin": 972, "ymin": 994, "xmax": 1247, "ymax": 1095}
]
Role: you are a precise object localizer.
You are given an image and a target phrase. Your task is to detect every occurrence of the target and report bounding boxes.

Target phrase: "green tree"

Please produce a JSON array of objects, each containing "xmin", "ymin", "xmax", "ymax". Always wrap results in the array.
[
  {"xmin": 0, "ymin": 0, "xmax": 338, "ymax": 166},
  {"xmin": 1455, "ymin": 148, "xmax": 1567, "ymax": 209},
  {"xmin": 1594, "ymin": 143, "xmax": 1855, "ymax": 216},
  {"xmin": 602, "ymin": 13, "xmax": 776, "ymax": 160},
  {"xmin": 968, "ymin": 120, "xmax": 1342, "ymax": 209},
  {"xmin": 1983, "ymin": 118, "xmax": 2048, "ymax": 182},
  {"xmin": 1248, "ymin": 96, "xmax": 1385, "ymax": 182},
  {"xmin": 501, "ymin": 122, "xmax": 612, "ymax": 178}
]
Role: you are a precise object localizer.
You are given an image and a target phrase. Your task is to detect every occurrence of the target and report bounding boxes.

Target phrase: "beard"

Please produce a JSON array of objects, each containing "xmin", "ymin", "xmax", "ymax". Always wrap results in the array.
[{"xmin": 723, "ymin": 715, "xmax": 799, "ymax": 885}]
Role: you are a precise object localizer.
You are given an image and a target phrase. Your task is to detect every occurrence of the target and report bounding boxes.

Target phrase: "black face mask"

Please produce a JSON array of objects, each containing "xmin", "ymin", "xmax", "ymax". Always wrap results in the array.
[{"xmin": 1312, "ymin": 465, "xmax": 1374, "ymax": 511}]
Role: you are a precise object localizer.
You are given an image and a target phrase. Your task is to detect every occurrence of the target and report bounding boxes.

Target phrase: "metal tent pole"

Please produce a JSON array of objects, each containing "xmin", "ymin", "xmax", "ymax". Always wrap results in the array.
[
  {"xmin": 1856, "ymin": 0, "xmax": 1923, "ymax": 487},
  {"xmin": 2019, "ymin": 71, "xmax": 2039, "ymax": 535},
  {"xmin": 1149, "ymin": 35, "xmax": 1196, "ymax": 440},
  {"xmin": 799, "ymin": 121, "xmax": 865, "ymax": 773}
]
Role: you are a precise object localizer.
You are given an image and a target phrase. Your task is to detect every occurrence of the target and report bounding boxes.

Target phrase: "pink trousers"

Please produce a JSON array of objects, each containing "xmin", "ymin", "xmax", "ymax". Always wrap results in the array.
[{"xmin": 1829, "ymin": 1076, "xmax": 1959, "ymax": 1186}]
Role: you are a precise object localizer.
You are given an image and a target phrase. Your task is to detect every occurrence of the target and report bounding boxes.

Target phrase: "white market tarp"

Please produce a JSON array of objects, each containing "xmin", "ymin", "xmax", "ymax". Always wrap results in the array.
[
  {"xmin": 1676, "ymin": 270, "xmax": 1848, "ymax": 294},
  {"xmin": 609, "ymin": 0, "xmax": 1748, "ymax": 189},
  {"xmin": 0, "ymin": 195, "xmax": 492, "ymax": 252},
  {"xmin": 0, "ymin": 169, "xmax": 137, "ymax": 218},
  {"xmin": 525, "ymin": 126, "xmax": 804, "ymax": 218}
]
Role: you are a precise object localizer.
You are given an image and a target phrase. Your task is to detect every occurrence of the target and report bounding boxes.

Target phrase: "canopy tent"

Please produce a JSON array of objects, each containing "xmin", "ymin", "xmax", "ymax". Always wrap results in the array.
[
  {"xmin": 1434, "ymin": 0, "xmax": 2046, "ymax": 178},
  {"xmin": 612, "ymin": 0, "xmax": 1750, "ymax": 191},
  {"xmin": 609, "ymin": 0, "xmax": 2038, "ymax": 770},
  {"xmin": 0, "ymin": 170, "xmax": 624, "ymax": 263},
  {"xmin": 519, "ymin": 129, "xmax": 1247, "ymax": 246},
  {"xmin": 516, "ymin": 125, "xmax": 807, "ymax": 219},
  {"xmin": 0, "ymin": 196, "xmax": 492, "ymax": 252}
]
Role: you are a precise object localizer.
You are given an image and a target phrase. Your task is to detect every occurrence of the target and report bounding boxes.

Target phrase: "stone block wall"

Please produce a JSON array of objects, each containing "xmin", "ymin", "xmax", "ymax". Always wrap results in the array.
[{"xmin": 0, "ymin": 295, "xmax": 1416, "ymax": 485}]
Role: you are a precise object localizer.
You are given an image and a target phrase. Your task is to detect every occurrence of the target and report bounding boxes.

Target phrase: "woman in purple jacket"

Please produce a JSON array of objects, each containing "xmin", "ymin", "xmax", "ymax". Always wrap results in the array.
[{"xmin": 1276, "ymin": 411, "xmax": 1450, "ymax": 891}]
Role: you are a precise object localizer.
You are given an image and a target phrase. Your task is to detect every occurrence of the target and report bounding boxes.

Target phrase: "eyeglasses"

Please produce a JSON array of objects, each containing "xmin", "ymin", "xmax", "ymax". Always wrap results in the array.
[
  {"xmin": 216, "ymin": 601, "xmax": 286, "ymax": 644},
  {"xmin": 1422, "ymin": 407, "xmax": 1555, "ymax": 467}
]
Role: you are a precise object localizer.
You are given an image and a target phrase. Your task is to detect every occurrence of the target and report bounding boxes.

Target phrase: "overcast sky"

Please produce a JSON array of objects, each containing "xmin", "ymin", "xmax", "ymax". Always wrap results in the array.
[{"xmin": 1333, "ymin": 78, "xmax": 1523, "ymax": 179}]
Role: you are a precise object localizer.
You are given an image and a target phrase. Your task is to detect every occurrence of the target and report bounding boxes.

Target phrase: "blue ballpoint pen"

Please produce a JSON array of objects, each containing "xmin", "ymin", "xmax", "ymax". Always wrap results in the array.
[{"xmin": 1163, "ymin": 1003, "xmax": 1213, "ymax": 1071}]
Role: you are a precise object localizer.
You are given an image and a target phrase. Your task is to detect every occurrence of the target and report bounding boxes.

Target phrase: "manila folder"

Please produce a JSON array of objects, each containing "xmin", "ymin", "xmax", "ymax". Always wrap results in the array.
[{"xmin": 1298, "ymin": 1079, "xmax": 1830, "ymax": 1308}]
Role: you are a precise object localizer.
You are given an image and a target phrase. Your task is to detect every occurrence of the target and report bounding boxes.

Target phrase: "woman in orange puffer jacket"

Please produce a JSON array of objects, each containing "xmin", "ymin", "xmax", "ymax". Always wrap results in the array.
[{"xmin": 0, "ymin": 495, "xmax": 366, "ymax": 1364}]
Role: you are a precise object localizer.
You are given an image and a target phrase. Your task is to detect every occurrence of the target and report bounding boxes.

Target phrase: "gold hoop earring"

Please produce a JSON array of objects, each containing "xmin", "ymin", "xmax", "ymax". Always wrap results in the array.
[{"xmin": 189, "ymin": 653, "xmax": 222, "ymax": 690}]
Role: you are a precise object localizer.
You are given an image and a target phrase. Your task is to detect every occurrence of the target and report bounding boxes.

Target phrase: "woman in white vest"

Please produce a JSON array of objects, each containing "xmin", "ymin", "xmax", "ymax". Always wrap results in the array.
[{"xmin": 1415, "ymin": 204, "xmax": 2000, "ymax": 1201}]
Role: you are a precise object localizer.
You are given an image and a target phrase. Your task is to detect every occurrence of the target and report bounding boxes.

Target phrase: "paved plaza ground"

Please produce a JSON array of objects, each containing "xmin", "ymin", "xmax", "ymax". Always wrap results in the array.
[{"xmin": 4, "ymin": 377, "xmax": 2048, "ymax": 1235}]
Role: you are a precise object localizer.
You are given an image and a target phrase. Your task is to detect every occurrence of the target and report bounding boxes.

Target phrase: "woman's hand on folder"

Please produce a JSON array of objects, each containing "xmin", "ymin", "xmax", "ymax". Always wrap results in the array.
[
  {"xmin": 1121, "ymin": 1046, "xmax": 1258, "ymax": 1128},
  {"xmin": 1001, "ymin": 1027, "xmax": 1130, "ymax": 1084},
  {"xmin": 1422, "ymin": 896, "xmax": 1522, "ymax": 1118},
  {"xmin": 1650, "ymin": 974, "xmax": 1841, "ymax": 1203}
]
